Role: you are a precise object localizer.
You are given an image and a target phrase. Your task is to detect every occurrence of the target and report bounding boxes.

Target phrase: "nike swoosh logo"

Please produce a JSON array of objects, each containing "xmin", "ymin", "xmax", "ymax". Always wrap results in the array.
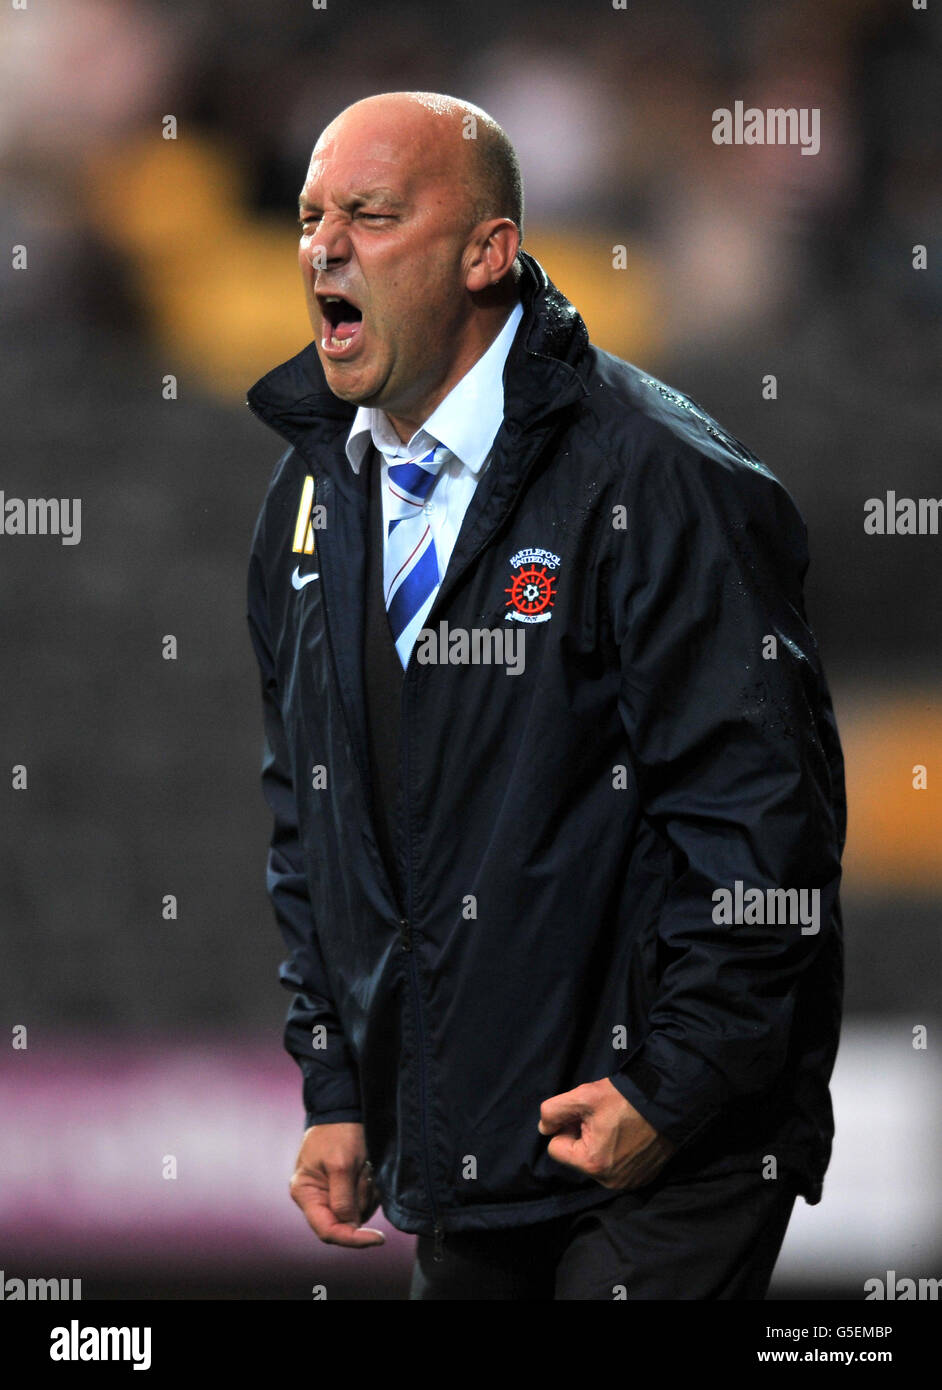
[{"xmin": 291, "ymin": 566, "xmax": 320, "ymax": 589}]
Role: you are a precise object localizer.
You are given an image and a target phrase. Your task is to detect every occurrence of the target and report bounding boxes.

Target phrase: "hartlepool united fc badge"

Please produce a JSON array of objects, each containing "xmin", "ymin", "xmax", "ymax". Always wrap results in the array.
[{"xmin": 504, "ymin": 547, "xmax": 560, "ymax": 624}]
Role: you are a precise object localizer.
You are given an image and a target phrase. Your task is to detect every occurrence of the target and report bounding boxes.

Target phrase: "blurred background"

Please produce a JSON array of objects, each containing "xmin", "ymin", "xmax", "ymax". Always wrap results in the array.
[{"xmin": 1, "ymin": 0, "xmax": 940, "ymax": 1299}]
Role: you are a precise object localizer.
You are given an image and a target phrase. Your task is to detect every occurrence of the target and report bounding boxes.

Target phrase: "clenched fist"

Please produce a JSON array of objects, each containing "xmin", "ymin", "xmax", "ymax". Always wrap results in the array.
[{"xmin": 538, "ymin": 1078, "xmax": 677, "ymax": 1190}]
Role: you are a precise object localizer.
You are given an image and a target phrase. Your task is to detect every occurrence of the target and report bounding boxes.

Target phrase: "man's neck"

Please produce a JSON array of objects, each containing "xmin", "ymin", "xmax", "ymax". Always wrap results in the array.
[{"xmin": 385, "ymin": 297, "xmax": 521, "ymax": 442}]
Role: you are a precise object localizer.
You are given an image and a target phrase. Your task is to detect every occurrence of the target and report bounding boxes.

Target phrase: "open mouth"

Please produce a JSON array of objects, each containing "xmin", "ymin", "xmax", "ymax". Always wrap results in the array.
[{"xmin": 318, "ymin": 295, "xmax": 364, "ymax": 354}]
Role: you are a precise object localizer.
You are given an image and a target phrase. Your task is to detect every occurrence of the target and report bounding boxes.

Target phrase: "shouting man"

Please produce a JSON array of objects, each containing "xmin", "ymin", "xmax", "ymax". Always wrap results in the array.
[{"xmin": 245, "ymin": 91, "xmax": 846, "ymax": 1300}]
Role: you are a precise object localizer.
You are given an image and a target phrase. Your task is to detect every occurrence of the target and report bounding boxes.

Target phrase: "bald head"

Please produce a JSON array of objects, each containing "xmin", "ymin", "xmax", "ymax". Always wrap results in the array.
[
  {"xmin": 322, "ymin": 91, "xmax": 524, "ymax": 243},
  {"xmin": 297, "ymin": 90, "xmax": 524, "ymax": 438}
]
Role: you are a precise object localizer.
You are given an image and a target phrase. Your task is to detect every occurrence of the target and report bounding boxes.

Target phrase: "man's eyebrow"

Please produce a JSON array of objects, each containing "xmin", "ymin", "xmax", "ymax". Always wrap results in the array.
[
  {"xmin": 297, "ymin": 187, "xmax": 406, "ymax": 212},
  {"xmin": 352, "ymin": 187, "xmax": 406, "ymax": 204}
]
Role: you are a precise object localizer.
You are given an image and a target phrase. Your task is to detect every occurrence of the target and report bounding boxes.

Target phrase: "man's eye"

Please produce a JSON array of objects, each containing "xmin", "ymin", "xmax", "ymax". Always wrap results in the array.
[{"xmin": 299, "ymin": 218, "xmax": 320, "ymax": 233}]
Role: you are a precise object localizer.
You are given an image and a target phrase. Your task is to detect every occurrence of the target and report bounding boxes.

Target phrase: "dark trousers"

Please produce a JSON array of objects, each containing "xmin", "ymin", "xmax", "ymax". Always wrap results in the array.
[{"xmin": 409, "ymin": 1168, "xmax": 798, "ymax": 1300}]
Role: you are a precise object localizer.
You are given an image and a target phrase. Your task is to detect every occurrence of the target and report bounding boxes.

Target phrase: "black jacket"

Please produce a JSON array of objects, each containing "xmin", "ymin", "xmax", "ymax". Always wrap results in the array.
[{"xmin": 245, "ymin": 250, "xmax": 846, "ymax": 1242}]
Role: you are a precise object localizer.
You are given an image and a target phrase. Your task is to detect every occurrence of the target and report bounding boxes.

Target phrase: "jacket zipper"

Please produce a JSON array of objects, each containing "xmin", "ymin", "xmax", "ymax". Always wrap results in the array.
[
  {"xmin": 315, "ymin": 436, "xmax": 558, "ymax": 1263},
  {"xmin": 400, "ymin": 684, "xmax": 446, "ymax": 1263},
  {"xmin": 307, "ymin": 471, "xmax": 444, "ymax": 1257},
  {"xmin": 390, "ymin": 438, "xmax": 556, "ymax": 1265}
]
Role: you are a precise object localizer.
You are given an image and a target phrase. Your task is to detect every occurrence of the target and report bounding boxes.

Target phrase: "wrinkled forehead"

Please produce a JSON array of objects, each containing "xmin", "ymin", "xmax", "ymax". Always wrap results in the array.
[{"xmin": 302, "ymin": 112, "xmax": 463, "ymax": 203}]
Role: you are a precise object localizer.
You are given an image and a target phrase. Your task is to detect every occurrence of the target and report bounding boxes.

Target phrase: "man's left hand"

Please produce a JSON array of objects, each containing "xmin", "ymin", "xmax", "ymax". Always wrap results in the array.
[{"xmin": 538, "ymin": 1078, "xmax": 677, "ymax": 1190}]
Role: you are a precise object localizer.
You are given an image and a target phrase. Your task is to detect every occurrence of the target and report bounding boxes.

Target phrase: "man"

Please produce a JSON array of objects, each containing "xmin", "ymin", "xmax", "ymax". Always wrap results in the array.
[{"xmin": 245, "ymin": 91, "xmax": 845, "ymax": 1300}]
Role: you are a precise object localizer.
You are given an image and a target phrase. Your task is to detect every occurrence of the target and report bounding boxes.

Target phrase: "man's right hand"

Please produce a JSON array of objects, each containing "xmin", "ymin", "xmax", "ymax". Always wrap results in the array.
[{"xmin": 289, "ymin": 1122, "xmax": 385, "ymax": 1248}]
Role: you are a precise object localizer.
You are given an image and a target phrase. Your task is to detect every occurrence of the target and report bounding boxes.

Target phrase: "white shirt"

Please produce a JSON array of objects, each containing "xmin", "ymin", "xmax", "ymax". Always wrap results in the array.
[{"xmin": 344, "ymin": 299, "xmax": 524, "ymax": 586}]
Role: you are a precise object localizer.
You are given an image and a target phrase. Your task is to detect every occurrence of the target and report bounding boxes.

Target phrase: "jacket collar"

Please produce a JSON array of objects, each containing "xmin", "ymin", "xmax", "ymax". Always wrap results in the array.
[{"xmin": 245, "ymin": 249, "xmax": 591, "ymax": 456}]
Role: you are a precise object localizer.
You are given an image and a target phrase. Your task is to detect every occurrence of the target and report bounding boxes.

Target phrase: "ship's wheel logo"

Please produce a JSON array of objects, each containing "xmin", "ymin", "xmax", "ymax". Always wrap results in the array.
[
  {"xmin": 506, "ymin": 564, "xmax": 555, "ymax": 615},
  {"xmin": 504, "ymin": 547, "xmax": 561, "ymax": 624}
]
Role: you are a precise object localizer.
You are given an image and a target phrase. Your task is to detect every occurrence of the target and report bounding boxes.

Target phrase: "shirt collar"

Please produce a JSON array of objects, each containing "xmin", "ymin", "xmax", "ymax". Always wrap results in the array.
[{"xmin": 345, "ymin": 299, "xmax": 524, "ymax": 474}]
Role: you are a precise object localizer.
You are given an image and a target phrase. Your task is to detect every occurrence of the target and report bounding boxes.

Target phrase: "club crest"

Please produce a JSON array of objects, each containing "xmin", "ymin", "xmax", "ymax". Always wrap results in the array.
[{"xmin": 504, "ymin": 547, "xmax": 560, "ymax": 624}]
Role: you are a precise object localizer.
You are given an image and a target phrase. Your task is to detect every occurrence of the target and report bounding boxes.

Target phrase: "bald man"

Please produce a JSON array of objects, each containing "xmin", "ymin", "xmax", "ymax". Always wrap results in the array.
[{"xmin": 246, "ymin": 91, "xmax": 845, "ymax": 1300}]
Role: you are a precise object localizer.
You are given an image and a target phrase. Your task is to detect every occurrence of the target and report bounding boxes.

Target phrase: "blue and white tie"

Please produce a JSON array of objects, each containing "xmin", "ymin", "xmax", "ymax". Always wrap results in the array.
[{"xmin": 383, "ymin": 443, "xmax": 452, "ymax": 668}]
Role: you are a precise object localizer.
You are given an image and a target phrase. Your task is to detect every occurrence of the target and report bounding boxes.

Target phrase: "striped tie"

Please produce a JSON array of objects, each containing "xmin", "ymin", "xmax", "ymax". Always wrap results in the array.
[{"xmin": 383, "ymin": 443, "xmax": 452, "ymax": 668}]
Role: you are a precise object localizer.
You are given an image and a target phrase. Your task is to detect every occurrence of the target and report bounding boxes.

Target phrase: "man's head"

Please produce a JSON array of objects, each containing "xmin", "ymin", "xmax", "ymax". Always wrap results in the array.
[{"xmin": 297, "ymin": 91, "xmax": 523, "ymax": 439}]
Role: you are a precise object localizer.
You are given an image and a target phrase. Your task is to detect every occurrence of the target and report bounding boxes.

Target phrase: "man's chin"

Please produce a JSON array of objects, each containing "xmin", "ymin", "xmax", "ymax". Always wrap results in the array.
[
  {"xmin": 317, "ymin": 360, "xmax": 374, "ymax": 403},
  {"xmin": 320, "ymin": 365, "xmax": 393, "ymax": 411}
]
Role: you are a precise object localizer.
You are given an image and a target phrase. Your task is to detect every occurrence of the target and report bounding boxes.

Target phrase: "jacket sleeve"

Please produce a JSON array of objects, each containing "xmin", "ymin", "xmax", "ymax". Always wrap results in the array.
[
  {"xmin": 246, "ymin": 487, "xmax": 363, "ymax": 1129},
  {"xmin": 607, "ymin": 437, "xmax": 845, "ymax": 1151}
]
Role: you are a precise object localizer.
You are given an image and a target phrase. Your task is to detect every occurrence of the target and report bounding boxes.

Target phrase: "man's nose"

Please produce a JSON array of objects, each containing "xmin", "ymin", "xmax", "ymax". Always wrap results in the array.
[{"xmin": 304, "ymin": 214, "xmax": 351, "ymax": 270}]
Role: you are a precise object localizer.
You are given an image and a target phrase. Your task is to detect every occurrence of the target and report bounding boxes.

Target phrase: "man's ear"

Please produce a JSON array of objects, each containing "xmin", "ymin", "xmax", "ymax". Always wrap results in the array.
[{"xmin": 465, "ymin": 219, "xmax": 520, "ymax": 294}]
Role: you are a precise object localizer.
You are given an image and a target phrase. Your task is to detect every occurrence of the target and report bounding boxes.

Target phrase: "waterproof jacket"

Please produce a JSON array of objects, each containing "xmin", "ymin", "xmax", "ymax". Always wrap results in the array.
[{"xmin": 245, "ymin": 249, "xmax": 846, "ymax": 1243}]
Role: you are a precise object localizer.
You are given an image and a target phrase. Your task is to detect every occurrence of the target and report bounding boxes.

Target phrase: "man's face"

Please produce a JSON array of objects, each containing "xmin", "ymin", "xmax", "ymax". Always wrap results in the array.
[{"xmin": 297, "ymin": 111, "xmax": 475, "ymax": 423}]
